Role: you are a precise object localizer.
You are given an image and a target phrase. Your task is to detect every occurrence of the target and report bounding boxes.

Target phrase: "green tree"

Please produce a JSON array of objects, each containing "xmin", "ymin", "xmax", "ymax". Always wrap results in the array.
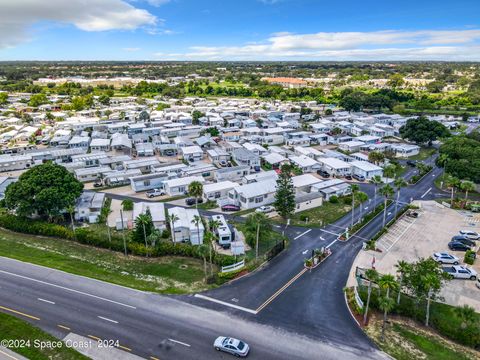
[
  {"xmin": 383, "ymin": 164, "xmax": 397, "ymax": 183},
  {"xmin": 192, "ymin": 110, "xmax": 205, "ymax": 125},
  {"xmin": 368, "ymin": 151, "xmax": 385, "ymax": 165},
  {"xmin": 378, "ymin": 274, "xmax": 398, "ymax": 341},
  {"xmin": 0, "ymin": 92, "xmax": 8, "ymax": 105},
  {"xmin": 4, "ymin": 162, "xmax": 83, "ymax": 220},
  {"xmin": 167, "ymin": 212, "xmax": 180, "ymax": 242},
  {"xmin": 350, "ymin": 184, "xmax": 359, "ymax": 228},
  {"xmin": 379, "ymin": 184, "xmax": 394, "ymax": 227},
  {"xmin": 274, "ymin": 164, "xmax": 296, "ymax": 219},
  {"xmin": 245, "ymin": 212, "xmax": 270, "ymax": 260},
  {"xmin": 188, "ymin": 181, "xmax": 204, "ymax": 209},
  {"xmin": 454, "ymin": 305, "xmax": 477, "ymax": 330},
  {"xmin": 363, "ymin": 268, "xmax": 378, "ymax": 325},
  {"xmin": 197, "ymin": 244, "xmax": 209, "ymax": 283},
  {"xmin": 98, "ymin": 94, "xmax": 110, "ymax": 106},
  {"xmin": 446, "ymin": 176, "xmax": 461, "ymax": 206},
  {"xmin": 395, "ymin": 260, "xmax": 410, "ymax": 305},
  {"xmin": 132, "ymin": 210, "xmax": 154, "ymax": 252},
  {"xmin": 387, "ymin": 74, "xmax": 404, "ymax": 88},
  {"xmin": 371, "ymin": 175, "xmax": 383, "ymax": 207},
  {"xmin": 399, "ymin": 116, "xmax": 450, "ymax": 146},
  {"xmin": 191, "ymin": 214, "xmax": 202, "ymax": 245},
  {"xmin": 28, "ymin": 93, "xmax": 48, "ymax": 107},
  {"xmin": 138, "ymin": 110, "xmax": 150, "ymax": 122},
  {"xmin": 357, "ymin": 191, "xmax": 369, "ymax": 219},
  {"xmin": 121, "ymin": 199, "xmax": 134, "ymax": 211},
  {"xmin": 460, "ymin": 180, "xmax": 475, "ymax": 203}
]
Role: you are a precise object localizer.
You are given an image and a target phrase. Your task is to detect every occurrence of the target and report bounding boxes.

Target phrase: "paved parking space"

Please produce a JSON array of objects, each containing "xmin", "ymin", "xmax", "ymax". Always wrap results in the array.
[{"xmin": 348, "ymin": 200, "xmax": 480, "ymax": 311}]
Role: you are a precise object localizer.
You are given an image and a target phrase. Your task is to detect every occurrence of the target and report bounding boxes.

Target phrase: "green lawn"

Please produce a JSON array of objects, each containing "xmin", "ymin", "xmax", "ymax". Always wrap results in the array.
[
  {"xmin": 0, "ymin": 228, "xmax": 216, "ymax": 294},
  {"xmin": 274, "ymin": 198, "xmax": 358, "ymax": 227},
  {"xmin": 409, "ymin": 147, "xmax": 437, "ymax": 161},
  {"xmin": 0, "ymin": 312, "xmax": 88, "ymax": 360}
]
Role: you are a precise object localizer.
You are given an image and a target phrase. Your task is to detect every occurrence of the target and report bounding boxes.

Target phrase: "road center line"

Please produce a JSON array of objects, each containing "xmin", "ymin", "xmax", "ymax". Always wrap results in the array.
[
  {"xmin": 0, "ymin": 270, "xmax": 136, "ymax": 309},
  {"xmin": 98, "ymin": 316, "xmax": 118, "ymax": 324},
  {"xmin": 294, "ymin": 229, "xmax": 311, "ymax": 240},
  {"xmin": 421, "ymin": 187, "xmax": 432, "ymax": 199},
  {"xmin": 194, "ymin": 294, "xmax": 257, "ymax": 314},
  {"xmin": 319, "ymin": 229, "xmax": 340, "ymax": 236},
  {"xmin": 0, "ymin": 305, "xmax": 40, "ymax": 320},
  {"xmin": 168, "ymin": 339, "xmax": 191, "ymax": 347},
  {"xmin": 37, "ymin": 298, "xmax": 55, "ymax": 305}
]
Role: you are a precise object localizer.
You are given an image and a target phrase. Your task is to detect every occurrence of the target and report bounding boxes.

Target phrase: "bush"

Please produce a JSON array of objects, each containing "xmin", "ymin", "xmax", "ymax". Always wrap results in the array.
[
  {"xmin": 329, "ymin": 195, "xmax": 339, "ymax": 204},
  {"xmin": 342, "ymin": 195, "xmax": 352, "ymax": 204},
  {"xmin": 161, "ymin": 229, "xmax": 170, "ymax": 239},
  {"xmin": 464, "ymin": 250, "xmax": 476, "ymax": 265},
  {"xmin": 122, "ymin": 199, "xmax": 133, "ymax": 211},
  {"xmin": 299, "ymin": 214, "xmax": 308, "ymax": 221}
]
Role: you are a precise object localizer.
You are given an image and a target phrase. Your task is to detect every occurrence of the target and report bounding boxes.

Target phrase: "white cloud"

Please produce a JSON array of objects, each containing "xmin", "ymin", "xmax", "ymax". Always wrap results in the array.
[
  {"xmin": 167, "ymin": 29, "xmax": 480, "ymax": 60},
  {"xmin": 0, "ymin": 0, "xmax": 157, "ymax": 48},
  {"xmin": 144, "ymin": 0, "xmax": 170, "ymax": 6},
  {"xmin": 123, "ymin": 47, "xmax": 141, "ymax": 52}
]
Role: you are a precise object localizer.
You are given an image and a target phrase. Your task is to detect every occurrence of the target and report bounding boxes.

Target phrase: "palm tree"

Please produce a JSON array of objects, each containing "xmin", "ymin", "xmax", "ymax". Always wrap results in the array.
[
  {"xmin": 197, "ymin": 244, "xmax": 209, "ymax": 283},
  {"xmin": 379, "ymin": 184, "xmax": 394, "ymax": 228},
  {"xmin": 446, "ymin": 176, "xmax": 460, "ymax": 206},
  {"xmin": 357, "ymin": 191, "xmax": 369, "ymax": 220},
  {"xmin": 423, "ymin": 273, "xmax": 438, "ymax": 327},
  {"xmin": 460, "ymin": 180, "xmax": 475, "ymax": 204},
  {"xmin": 395, "ymin": 260, "xmax": 410, "ymax": 305},
  {"xmin": 167, "ymin": 213, "xmax": 179, "ymax": 242},
  {"xmin": 378, "ymin": 274, "xmax": 398, "ymax": 341},
  {"xmin": 250, "ymin": 212, "xmax": 268, "ymax": 260},
  {"xmin": 135, "ymin": 213, "xmax": 151, "ymax": 255},
  {"xmin": 454, "ymin": 305, "xmax": 477, "ymax": 329},
  {"xmin": 383, "ymin": 164, "xmax": 397, "ymax": 183},
  {"xmin": 350, "ymin": 184, "xmax": 360, "ymax": 228},
  {"xmin": 371, "ymin": 175, "xmax": 383, "ymax": 207},
  {"xmin": 188, "ymin": 181, "xmax": 204, "ymax": 209},
  {"xmin": 191, "ymin": 215, "xmax": 202, "ymax": 245},
  {"xmin": 437, "ymin": 153, "xmax": 449, "ymax": 189},
  {"xmin": 393, "ymin": 177, "xmax": 408, "ymax": 218},
  {"xmin": 209, "ymin": 219, "xmax": 221, "ymax": 233},
  {"xmin": 203, "ymin": 231, "xmax": 216, "ymax": 275},
  {"xmin": 363, "ymin": 268, "xmax": 378, "ymax": 325}
]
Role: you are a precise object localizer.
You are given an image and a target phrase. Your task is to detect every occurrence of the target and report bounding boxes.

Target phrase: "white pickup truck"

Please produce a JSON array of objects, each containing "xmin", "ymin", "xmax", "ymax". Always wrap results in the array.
[{"xmin": 443, "ymin": 265, "xmax": 477, "ymax": 280}]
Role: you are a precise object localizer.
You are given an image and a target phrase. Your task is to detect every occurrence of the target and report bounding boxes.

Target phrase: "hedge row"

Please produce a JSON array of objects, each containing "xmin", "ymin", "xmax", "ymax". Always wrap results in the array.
[
  {"xmin": 358, "ymin": 286, "xmax": 480, "ymax": 349},
  {"xmin": 0, "ymin": 212, "xmax": 236, "ymax": 267}
]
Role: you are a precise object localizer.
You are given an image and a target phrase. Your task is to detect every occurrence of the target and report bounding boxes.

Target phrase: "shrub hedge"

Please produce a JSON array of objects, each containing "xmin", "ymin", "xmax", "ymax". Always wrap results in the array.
[{"xmin": 0, "ymin": 212, "xmax": 236, "ymax": 267}]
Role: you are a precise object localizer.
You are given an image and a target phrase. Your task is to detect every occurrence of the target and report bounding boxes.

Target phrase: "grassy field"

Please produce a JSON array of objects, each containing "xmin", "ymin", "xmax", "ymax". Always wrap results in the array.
[
  {"xmin": 274, "ymin": 198, "xmax": 359, "ymax": 227},
  {"xmin": 0, "ymin": 312, "xmax": 88, "ymax": 360},
  {"xmin": 0, "ymin": 228, "xmax": 216, "ymax": 294},
  {"xmin": 409, "ymin": 147, "xmax": 437, "ymax": 161},
  {"xmin": 365, "ymin": 314, "xmax": 478, "ymax": 360}
]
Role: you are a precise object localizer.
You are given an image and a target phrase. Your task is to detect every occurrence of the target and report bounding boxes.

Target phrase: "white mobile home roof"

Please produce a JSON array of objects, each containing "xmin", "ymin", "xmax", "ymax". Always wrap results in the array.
[
  {"xmin": 133, "ymin": 202, "xmax": 166, "ymax": 223},
  {"xmin": 318, "ymin": 157, "xmax": 351, "ymax": 170},
  {"xmin": 350, "ymin": 160, "xmax": 382, "ymax": 172},
  {"xmin": 236, "ymin": 178, "xmax": 277, "ymax": 198},
  {"xmin": 164, "ymin": 176, "xmax": 205, "ymax": 188},
  {"xmin": 292, "ymin": 174, "xmax": 322, "ymax": 188},
  {"xmin": 203, "ymin": 181, "xmax": 237, "ymax": 194}
]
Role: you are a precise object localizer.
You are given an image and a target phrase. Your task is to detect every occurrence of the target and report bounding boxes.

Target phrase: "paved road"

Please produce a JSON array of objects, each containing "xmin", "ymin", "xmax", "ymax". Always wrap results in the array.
[
  {"xmin": 0, "ymin": 257, "xmax": 387, "ymax": 360},
  {"xmin": 0, "ymin": 154, "xmax": 443, "ymax": 360}
]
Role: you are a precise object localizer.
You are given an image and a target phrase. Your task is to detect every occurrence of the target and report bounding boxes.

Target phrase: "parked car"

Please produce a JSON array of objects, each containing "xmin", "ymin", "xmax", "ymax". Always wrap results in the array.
[
  {"xmin": 448, "ymin": 241, "xmax": 472, "ymax": 251},
  {"xmin": 432, "ymin": 252, "xmax": 459, "ymax": 265},
  {"xmin": 214, "ymin": 337, "xmax": 250, "ymax": 357},
  {"xmin": 93, "ymin": 181, "xmax": 103, "ymax": 188},
  {"xmin": 253, "ymin": 166, "xmax": 261, "ymax": 172},
  {"xmin": 219, "ymin": 160, "xmax": 228, "ymax": 167},
  {"xmin": 317, "ymin": 170, "xmax": 330, "ymax": 178},
  {"xmin": 344, "ymin": 174, "xmax": 352, "ymax": 180},
  {"xmin": 406, "ymin": 210, "xmax": 419, "ymax": 218},
  {"xmin": 459, "ymin": 230, "xmax": 480, "ymax": 240},
  {"xmin": 406, "ymin": 160, "xmax": 417, "ymax": 167},
  {"xmin": 443, "ymin": 265, "xmax": 477, "ymax": 280},
  {"xmin": 146, "ymin": 188, "xmax": 166, "ymax": 198},
  {"xmin": 451, "ymin": 235, "xmax": 476, "ymax": 247},
  {"xmin": 352, "ymin": 174, "xmax": 365, "ymax": 182},
  {"xmin": 185, "ymin": 197, "xmax": 204, "ymax": 206},
  {"xmin": 255, "ymin": 205, "xmax": 274, "ymax": 214},
  {"xmin": 221, "ymin": 204, "xmax": 241, "ymax": 212}
]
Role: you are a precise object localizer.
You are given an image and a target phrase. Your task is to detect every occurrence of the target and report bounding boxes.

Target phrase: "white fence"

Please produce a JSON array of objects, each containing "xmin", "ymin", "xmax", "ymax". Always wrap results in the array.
[{"xmin": 221, "ymin": 260, "xmax": 245, "ymax": 273}]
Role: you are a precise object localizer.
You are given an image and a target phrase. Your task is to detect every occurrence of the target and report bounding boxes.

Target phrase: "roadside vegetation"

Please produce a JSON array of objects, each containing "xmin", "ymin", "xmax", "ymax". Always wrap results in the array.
[{"xmin": 0, "ymin": 311, "xmax": 89, "ymax": 360}]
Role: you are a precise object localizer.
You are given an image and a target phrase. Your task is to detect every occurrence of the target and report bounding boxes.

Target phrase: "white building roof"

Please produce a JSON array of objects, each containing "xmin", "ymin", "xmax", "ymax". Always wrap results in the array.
[
  {"xmin": 133, "ymin": 202, "xmax": 166, "ymax": 223},
  {"xmin": 235, "ymin": 178, "xmax": 277, "ymax": 198},
  {"xmin": 292, "ymin": 174, "xmax": 322, "ymax": 188},
  {"xmin": 350, "ymin": 160, "xmax": 382, "ymax": 172},
  {"xmin": 164, "ymin": 176, "xmax": 205, "ymax": 188},
  {"xmin": 203, "ymin": 181, "xmax": 237, "ymax": 194},
  {"xmin": 168, "ymin": 207, "xmax": 204, "ymax": 232},
  {"xmin": 289, "ymin": 155, "xmax": 318, "ymax": 168},
  {"xmin": 318, "ymin": 157, "xmax": 351, "ymax": 170}
]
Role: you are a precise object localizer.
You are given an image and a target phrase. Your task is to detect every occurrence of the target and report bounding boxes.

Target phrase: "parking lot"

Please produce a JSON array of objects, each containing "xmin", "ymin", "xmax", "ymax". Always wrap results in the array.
[{"xmin": 348, "ymin": 200, "xmax": 480, "ymax": 311}]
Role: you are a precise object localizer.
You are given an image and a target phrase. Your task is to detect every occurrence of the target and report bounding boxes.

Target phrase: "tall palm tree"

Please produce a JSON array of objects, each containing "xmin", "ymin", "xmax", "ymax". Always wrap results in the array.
[
  {"xmin": 424, "ymin": 273, "xmax": 438, "ymax": 327},
  {"xmin": 395, "ymin": 260, "xmax": 410, "ymax": 305},
  {"xmin": 203, "ymin": 231, "xmax": 216, "ymax": 275},
  {"xmin": 446, "ymin": 176, "xmax": 460, "ymax": 206},
  {"xmin": 66, "ymin": 204, "xmax": 76, "ymax": 240},
  {"xmin": 135, "ymin": 213, "xmax": 151, "ymax": 254},
  {"xmin": 383, "ymin": 164, "xmax": 397, "ymax": 183},
  {"xmin": 363, "ymin": 268, "xmax": 378, "ymax": 325},
  {"xmin": 357, "ymin": 191, "xmax": 369, "ymax": 220},
  {"xmin": 188, "ymin": 181, "xmax": 204, "ymax": 209},
  {"xmin": 393, "ymin": 177, "xmax": 408, "ymax": 218},
  {"xmin": 371, "ymin": 175, "xmax": 383, "ymax": 207},
  {"xmin": 350, "ymin": 184, "xmax": 360, "ymax": 228},
  {"xmin": 167, "ymin": 213, "xmax": 180, "ymax": 243},
  {"xmin": 437, "ymin": 153, "xmax": 449, "ymax": 189},
  {"xmin": 379, "ymin": 184, "xmax": 394, "ymax": 228},
  {"xmin": 191, "ymin": 215, "xmax": 202, "ymax": 245},
  {"xmin": 250, "ymin": 212, "xmax": 268, "ymax": 260},
  {"xmin": 460, "ymin": 180, "xmax": 475, "ymax": 203},
  {"xmin": 378, "ymin": 274, "xmax": 398, "ymax": 341},
  {"xmin": 209, "ymin": 219, "xmax": 221, "ymax": 234}
]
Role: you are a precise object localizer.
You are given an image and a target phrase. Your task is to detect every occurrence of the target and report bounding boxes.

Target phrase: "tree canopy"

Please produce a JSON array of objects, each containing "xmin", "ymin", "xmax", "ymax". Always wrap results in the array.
[
  {"xmin": 399, "ymin": 116, "xmax": 450, "ymax": 145},
  {"xmin": 274, "ymin": 164, "xmax": 296, "ymax": 219},
  {"xmin": 4, "ymin": 162, "xmax": 83, "ymax": 220},
  {"xmin": 439, "ymin": 135, "xmax": 480, "ymax": 182}
]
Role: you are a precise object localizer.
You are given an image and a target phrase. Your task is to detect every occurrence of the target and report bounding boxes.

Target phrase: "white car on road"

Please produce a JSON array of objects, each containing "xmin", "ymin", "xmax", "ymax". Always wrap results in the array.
[
  {"xmin": 432, "ymin": 252, "xmax": 460, "ymax": 265},
  {"xmin": 146, "ymin": 189, "xmax": 166, "ymax": 198},
  {"xmin": 214, "ymin": 337, "xmax": 249, "ymax": 357},
  {"xmin": 255, "ymin": 205, "xmax": 274, "ymax": 214},
  {"xmin": 443, "ymin": 265, "xmax": 477, "ymax": 280}
]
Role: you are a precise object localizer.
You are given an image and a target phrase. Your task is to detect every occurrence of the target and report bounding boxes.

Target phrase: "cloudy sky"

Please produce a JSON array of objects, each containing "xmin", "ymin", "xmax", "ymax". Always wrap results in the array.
[{"xmin": 1, "ymin": 0, "xmax": 480, "ymax": 61}]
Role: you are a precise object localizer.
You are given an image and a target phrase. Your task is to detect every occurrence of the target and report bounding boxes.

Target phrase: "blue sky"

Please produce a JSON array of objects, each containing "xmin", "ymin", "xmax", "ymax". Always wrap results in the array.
[{"xmin": 1, "ymin": 0, "xmax": 480, "ymax": 61}]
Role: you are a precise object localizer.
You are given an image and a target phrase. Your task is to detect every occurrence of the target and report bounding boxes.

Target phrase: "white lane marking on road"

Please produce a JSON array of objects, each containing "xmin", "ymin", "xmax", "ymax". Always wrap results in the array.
[
  {"xmin": 168, "ymin": 339, "xmax": 191, "ymax": 347},
  {"xmin": 194, "ymin": 294, "xmax": 257, "ymax": 314},
  {"xmin": 98, "ymin": 316, "xmax": 118, "ymax": 324},
  {"xmin": 0, "ymin": 270, "xmax": 136, "ymax": 309},
  {"xmin": 294, "ymin": 229, "xmax": 311, "ymax": 240},
  {"xmin": 421, "ymin": 187, "xmax": 432, "ymax": 199},
  {"xmin": 319, "ymin": 229, "xmax": 340, "ymax": 236},
  {"xmin": 319, "ymin": 236, "xmax": 325, "ymax": 241},
  {"xmin": 37, "ymin": 298, "xmax": 55, "ymax": 305},
  {"xmin": 326, "ymin": 239, "xmax": 338, "ymax": 249},
  {"xmin": 302, "ymin": 249, "xmax": 309, "ymax": 255}
]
